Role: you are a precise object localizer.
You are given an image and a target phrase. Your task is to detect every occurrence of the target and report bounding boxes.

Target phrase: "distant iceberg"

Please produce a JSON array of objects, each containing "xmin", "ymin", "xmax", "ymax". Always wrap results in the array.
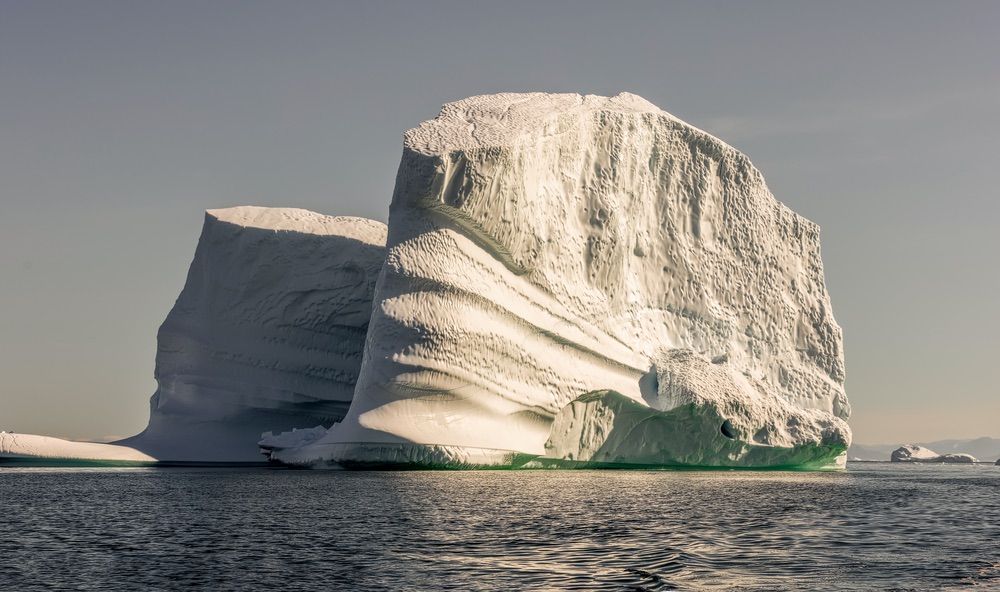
[
  {"xmin": 890, "ymin": 444, "xmax": 977, "ymax": 464},
  {"xmin": 849, "ymin": 437, "xmax": 1000, "ymax": 462}
]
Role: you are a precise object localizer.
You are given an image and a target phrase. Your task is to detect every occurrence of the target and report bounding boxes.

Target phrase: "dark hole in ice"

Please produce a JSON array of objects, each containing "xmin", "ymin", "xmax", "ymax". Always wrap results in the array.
[
  {"xmin": 638, "ymin": 368, "xmax": 659, "ymax": 404},
  {"xmin": 720, "ymin": 420, "xmax": 737, "ymax": 439}
]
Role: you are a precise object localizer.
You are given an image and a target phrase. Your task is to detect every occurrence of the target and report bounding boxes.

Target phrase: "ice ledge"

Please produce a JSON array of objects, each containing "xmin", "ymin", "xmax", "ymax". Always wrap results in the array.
[
  {"xmin": 0, "ymin": 431, "xmax": 156, "ymax": 463},
  {"xmin": 206, "ymin": 206, "xmax": 387, "ymax": 244}
]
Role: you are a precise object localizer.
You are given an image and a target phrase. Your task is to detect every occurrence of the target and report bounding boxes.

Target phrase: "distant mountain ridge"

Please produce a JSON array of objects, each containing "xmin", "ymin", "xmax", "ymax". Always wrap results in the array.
[{"xmin": 849, "ymin": 437, "xmax": 1000, "ymax": 462}]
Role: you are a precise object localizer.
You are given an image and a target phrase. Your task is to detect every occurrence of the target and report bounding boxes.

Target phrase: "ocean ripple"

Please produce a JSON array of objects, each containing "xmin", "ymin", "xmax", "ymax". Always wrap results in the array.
[{"xmin": 0, "ymin": 463, "xmax": 997, "ymax": 591}]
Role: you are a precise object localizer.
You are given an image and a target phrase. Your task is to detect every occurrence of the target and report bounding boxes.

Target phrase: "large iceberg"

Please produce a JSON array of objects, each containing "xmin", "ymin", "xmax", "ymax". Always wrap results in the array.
[
  {"xmin": 2, "ymin": 207, "xmax": 386, "ymax": 463},
  {"xmin": 0, "ymin": 432, "xmax": 155, "ymax": 463},
  {"xmin": 4, "ymin": 93, "xmax": 852, "ymax": 469},
  {"xmin": 269, "ymin": 92, "xmax": 851, "ymax": 469}
]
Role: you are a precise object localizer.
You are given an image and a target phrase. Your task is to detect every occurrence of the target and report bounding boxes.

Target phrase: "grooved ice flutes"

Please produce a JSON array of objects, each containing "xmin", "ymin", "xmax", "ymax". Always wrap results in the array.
[{"xmin": 278, "ymin": 92, "xmax": 850, "ymax": 467}]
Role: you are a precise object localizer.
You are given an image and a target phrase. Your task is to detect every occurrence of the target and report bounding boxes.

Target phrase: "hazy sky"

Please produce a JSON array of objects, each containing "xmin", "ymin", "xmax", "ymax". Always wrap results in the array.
[{"xmin": 2, "ymin": 1, "xmax": 998, "ymax": 445}]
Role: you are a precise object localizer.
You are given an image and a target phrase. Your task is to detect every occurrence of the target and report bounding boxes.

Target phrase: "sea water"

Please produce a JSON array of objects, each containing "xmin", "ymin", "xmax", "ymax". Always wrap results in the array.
[{"xmin": 1, "ymin": 463, "xmax": 997, "ymax": 591}]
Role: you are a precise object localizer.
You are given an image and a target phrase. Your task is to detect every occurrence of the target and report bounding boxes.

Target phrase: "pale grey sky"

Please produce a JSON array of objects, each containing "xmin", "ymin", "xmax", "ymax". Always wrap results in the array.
[{"xmin": 1, "ymin": 1, "xmax": 997, "ymax": 444}]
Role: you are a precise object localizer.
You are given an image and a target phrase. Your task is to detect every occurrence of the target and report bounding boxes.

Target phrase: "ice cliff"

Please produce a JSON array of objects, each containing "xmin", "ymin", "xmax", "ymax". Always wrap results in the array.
[
  {"xmin": 2, "ymin": 207, "xmax": 386, "ymax": 463},
  {"xmin": 269, "ymin": 92, "xmax": 851, "ymax": 469}
]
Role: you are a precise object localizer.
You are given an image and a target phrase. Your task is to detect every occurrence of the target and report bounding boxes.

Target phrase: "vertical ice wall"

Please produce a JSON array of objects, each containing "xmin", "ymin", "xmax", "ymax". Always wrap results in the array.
[{"xmin": 116, "ymin": 207, "xmax": 387, "ymax": 461}]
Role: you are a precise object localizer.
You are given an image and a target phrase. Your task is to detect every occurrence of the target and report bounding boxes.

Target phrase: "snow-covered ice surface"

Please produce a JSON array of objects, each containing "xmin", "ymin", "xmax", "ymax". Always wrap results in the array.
[
  {"xmin": 891, "ymin": 444, "xmax": 977, "ymax": 463},
  {"xmin": 272, "ymin": 92, "xmax": 851, "ymax": 469},
  {"xmin": 5, "ymin": 94, "xmax": 852, "ymax": 469},
  {"xmin": 3, "ymin": 207, "xmax": 386, "ymax": 463}
]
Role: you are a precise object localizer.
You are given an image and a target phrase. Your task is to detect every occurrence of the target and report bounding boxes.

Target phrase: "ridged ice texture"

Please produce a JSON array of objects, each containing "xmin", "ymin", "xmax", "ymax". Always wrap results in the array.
[
  {"xmin": 281, "ymin": 92, "xmax": 850, "ymax": 466},
  {"xmin": 113, "ymin": 207, "xmax": 387, "ymax": 461}
]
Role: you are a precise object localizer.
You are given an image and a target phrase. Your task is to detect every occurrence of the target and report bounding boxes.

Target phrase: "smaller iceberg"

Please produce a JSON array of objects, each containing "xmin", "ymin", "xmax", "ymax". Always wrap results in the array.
[
  {"xmin": 890, "ymin": 444, "xmax": 977, "ymax": 463},
  {"xmin": 2, "ymin": 207, "xmax": 387, "ymax": 465}
]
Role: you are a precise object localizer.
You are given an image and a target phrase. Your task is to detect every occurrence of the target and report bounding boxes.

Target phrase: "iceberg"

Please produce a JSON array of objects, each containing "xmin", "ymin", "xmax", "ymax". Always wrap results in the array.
[
  {"xmin": 5, "ymin": 93, "xmax": 853, "ymax": 470},
  {"xmin": 270, "ymin": 92, "xmax": 851, "ymax": 469},
  {"xmin": 890, "ymin": 444, "xmax": 977, "ymax": 463},
  {"xmin": 2, "ymin": 207, "xmax": 386, "ymax": 463}
]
